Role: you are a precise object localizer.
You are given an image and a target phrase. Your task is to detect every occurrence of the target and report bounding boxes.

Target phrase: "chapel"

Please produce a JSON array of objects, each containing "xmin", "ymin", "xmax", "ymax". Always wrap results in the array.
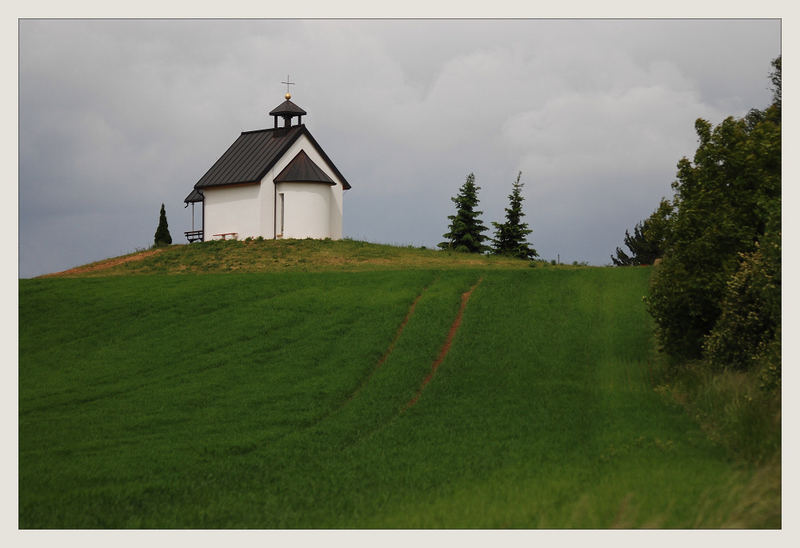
[{"xmin": 184, "ymin": 91, "xmax": 351, "ymax": 242}]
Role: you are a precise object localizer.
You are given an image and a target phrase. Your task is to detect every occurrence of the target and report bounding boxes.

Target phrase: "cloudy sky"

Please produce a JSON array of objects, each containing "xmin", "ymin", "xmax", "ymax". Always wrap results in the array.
[{"xmin": 18, "ymin": 18, "xmax": 781, "ymax": 277}]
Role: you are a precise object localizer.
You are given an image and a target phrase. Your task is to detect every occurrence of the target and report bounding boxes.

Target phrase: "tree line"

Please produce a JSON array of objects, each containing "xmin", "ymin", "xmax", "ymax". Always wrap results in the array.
[
  {"xmin": 613, "ymin": 57, "xmax": 781, "ymax": 388},
  {"xmin": 438, "ymin": 171, "xmax": 538, "ymax": 259}
]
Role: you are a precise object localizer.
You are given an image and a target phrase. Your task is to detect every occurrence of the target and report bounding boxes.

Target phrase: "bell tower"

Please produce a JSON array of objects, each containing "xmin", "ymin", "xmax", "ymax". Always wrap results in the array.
[{"xmin": 268, "ymin": 75, "xmax": 307, "ymax": 128}]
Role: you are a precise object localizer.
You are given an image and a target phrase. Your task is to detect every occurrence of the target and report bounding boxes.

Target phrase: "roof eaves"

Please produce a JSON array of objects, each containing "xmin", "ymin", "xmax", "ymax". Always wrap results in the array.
[
  {"xmin": 269, "ymin": 100, "xmax": 307, "ymax": 116},
  {"xmin": 297, "ymin": 127, "xmax": 352, "ymax": 190},
  {"xmin": 184, "ymin": 188, "xmax": 204, "ymax": 203}
]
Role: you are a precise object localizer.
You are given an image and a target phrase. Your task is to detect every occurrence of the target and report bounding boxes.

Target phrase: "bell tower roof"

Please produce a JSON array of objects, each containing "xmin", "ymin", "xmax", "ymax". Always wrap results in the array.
[
  {"xmin": 269, "ymin": 75, "xmax": 306, "ymax": 128},
  {"xmin": 268, "ymin": 99, "xmax": 307, "ymax": 118}
]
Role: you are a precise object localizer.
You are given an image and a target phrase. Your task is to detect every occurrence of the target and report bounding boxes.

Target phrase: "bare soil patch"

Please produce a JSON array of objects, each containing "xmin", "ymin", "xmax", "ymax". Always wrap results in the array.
[{"xmin": 40, "ymin": 248, "xmax": 165, "ymax": 278}]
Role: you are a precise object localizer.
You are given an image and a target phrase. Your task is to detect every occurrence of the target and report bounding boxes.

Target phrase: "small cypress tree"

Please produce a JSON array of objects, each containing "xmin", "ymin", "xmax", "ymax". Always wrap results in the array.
[
  {"xmin": 154, "ymin": 203, "xmax": 172, "ymax": 246},
  {"xmin": 491, "ymin": 172, "xmax": 537, "ymax": 259},
  {"xmin": 438, "ymin": 173, "xmax": 489, "ymax": 253}
]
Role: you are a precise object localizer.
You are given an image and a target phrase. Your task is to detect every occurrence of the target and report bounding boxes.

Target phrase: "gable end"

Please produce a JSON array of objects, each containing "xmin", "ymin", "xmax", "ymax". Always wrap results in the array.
[{"xmin": 274, "ymin": 150, "xmax": 335, "ymax": 185}]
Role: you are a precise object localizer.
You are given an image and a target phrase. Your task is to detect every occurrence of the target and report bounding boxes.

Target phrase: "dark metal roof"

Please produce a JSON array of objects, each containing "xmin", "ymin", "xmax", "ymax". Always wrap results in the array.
[
  {"xmin": 193, "ymin": 124, "xmax": 351, "ymax": 191},
  {"xmin": 274, "ymin": 150, "xmax": 335, "ymax": 185},
  {"xmin": 269, "ymin": 99, "xmax": 307, "ymax": 116},
  {"xmin": 184, "ymin": 188, "xmax": 204, "ymax": 203},
  {"xmin": 195, "ymin": 125, "xmax": 304, "ymax": 188}
]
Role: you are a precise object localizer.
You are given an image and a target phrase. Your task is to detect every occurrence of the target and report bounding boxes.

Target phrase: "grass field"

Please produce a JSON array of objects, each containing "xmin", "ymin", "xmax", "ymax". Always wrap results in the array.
[{"xmin": 19, "ymin": 248, "xmax": 779, "ymax": 528}]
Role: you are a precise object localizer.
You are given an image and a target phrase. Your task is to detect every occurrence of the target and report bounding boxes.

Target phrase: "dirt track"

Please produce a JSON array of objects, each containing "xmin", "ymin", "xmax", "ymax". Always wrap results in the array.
[
  {"xmin": 405, "ymin": 277, "xmax": 483, "ymax": 409},
  {"xmin": 39, "ymin": 248, "xmax": 165, "ymax": 278}
]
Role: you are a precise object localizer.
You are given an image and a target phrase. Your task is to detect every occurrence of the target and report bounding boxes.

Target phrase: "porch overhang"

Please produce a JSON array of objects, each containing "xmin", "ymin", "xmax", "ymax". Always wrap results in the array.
[{"xmin": 184, "ymin": 188, "xmax": 204, "ymax": 204}]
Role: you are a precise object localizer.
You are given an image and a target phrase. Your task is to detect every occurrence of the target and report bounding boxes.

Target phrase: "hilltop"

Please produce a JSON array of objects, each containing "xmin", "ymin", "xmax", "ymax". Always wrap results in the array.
[{"xmin": 39, "ymin": 238, "xmax": 565, "ymax": 278}]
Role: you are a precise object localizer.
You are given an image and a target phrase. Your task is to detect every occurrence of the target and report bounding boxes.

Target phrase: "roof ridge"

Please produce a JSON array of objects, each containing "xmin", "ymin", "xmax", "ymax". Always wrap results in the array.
[{"xmin": 239, "ymin": 124, "xmax": 305, "ymax": 136}]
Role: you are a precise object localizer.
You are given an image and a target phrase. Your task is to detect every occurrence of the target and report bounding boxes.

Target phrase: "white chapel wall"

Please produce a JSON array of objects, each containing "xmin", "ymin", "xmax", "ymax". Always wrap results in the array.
[
  {"xmin": 274, "ymin": 182, "xmax": 331, "ymax": 239},
  {"xmin": 203, "ymin": 184, "xmax": 261, "ymax": 239},
  {"xmin": 258, "ymin": 133, "xmax": 345, "ymax": 240},
  {"xmin": 258, "ymin": 169, "xmax": 276, "ymax": 238},
  {"xmin": 329, "ymin": 179, "xmax": 343, "ymax": 239}
]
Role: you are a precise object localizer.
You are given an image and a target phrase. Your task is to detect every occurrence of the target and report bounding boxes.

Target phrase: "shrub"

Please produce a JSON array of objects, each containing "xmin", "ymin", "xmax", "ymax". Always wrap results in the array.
[{"xmin": 704, "ymin": 236, "xmax": 780, "ymax": 376}]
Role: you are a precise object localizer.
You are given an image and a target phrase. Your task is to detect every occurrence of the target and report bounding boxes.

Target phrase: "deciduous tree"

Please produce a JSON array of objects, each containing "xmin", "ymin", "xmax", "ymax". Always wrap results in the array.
[{"xmin": 647, "ymin": 58, "xmax": 781, "ymax": 360}]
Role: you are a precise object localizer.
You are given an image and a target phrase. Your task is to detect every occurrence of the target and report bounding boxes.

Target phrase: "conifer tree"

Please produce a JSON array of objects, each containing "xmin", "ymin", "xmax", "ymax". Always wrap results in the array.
[
  {"xmin": 438, "ymin": 173, "xmax": 489, "ymax": 253},
  {"xmin": 491, "ymin": 172, "xmax": 537, "ymax": 259},
  {"xmin": 611, "ymin": 199, "xmax": 672, "ymax": 266},
  {"xmin": 154, "ymin": 203, "xmax": 172, "ymax": 247},
  {"xmin": 611, "ymin": 221, "xmax": 654, "ymax": 266}
]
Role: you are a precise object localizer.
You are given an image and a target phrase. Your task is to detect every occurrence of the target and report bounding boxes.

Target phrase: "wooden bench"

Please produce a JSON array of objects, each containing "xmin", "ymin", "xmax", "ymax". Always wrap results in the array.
[
  {"xmin": 184, "ymin": 230, "xmax": 204, "ymax": 243},
  {"xmin": 212, "ymin": 232, "xmax": 238, "ymax": 240}
]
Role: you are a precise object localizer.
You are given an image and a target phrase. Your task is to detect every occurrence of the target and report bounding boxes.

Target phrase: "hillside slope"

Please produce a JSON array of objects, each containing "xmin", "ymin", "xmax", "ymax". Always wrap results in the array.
[
  {"xmin": 18, "ymin": 267, "xmax": 778, "ymax": 528},
  {"xmin": 39, "ymin": 239, "xmax": 538, "ymax": 277}
]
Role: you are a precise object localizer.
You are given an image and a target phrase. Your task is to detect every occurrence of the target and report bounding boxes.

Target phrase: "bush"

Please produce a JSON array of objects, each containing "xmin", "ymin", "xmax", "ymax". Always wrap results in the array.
[
  {"xmin": 704, "ymin": 244, "xmax": 780, "ymax": 372},
  {"xmin": 647, "ymin": 253, "xmax": 723, "ymax": 359}
]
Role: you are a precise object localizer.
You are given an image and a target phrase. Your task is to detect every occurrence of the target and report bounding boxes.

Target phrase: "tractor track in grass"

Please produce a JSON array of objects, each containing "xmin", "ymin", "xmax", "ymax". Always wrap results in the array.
[
  {"xmin": 345, "ymin": 281, "xmax": 433, "ymax": 402},
  {"xmin": 300, "ymin": 278, "xmax": 437, "ymax": 434},
  {"xmin": 404, "ymin": 276, "xmax": 483, "ymax": 410},
  {"xmin": 277, "ymin": 274, "xmax": 479, "ymax": 448},
  {"xmin": 312, "ymin": 275, "xmax": 483, "ymax": 448}
]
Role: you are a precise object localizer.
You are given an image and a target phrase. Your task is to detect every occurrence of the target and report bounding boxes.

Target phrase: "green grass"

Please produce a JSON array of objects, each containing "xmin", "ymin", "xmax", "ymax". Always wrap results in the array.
[
  {"xmin": 651, "ymin": 360, "xmax": 781, "ymax": 464},
  {"xmin": 19, "ymin": 265, "xmax": 779, "ymax": 528},
  {"xmin": 40, "ymin": 239, "xmax": 545, "ymax": 278}
]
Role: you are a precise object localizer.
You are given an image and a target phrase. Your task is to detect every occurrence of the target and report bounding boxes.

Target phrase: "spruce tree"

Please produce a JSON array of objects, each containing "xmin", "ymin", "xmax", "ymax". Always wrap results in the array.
[
  {"xmin": 154, "ymin": 203, "xmax": 172, "ymax": 247},
  {"xmin": 438, "ymin": 173, "xmax": 489, "ymax": 253},
  {"xmin": 491, "ymin": 172, "xmax": 537, "ymax": 259}
]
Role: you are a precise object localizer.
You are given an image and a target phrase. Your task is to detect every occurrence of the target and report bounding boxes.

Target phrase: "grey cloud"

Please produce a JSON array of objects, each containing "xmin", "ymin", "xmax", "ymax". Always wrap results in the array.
[{"xmin": 19, "ymin": 19, "xmax": 780, "ymax": 277}]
